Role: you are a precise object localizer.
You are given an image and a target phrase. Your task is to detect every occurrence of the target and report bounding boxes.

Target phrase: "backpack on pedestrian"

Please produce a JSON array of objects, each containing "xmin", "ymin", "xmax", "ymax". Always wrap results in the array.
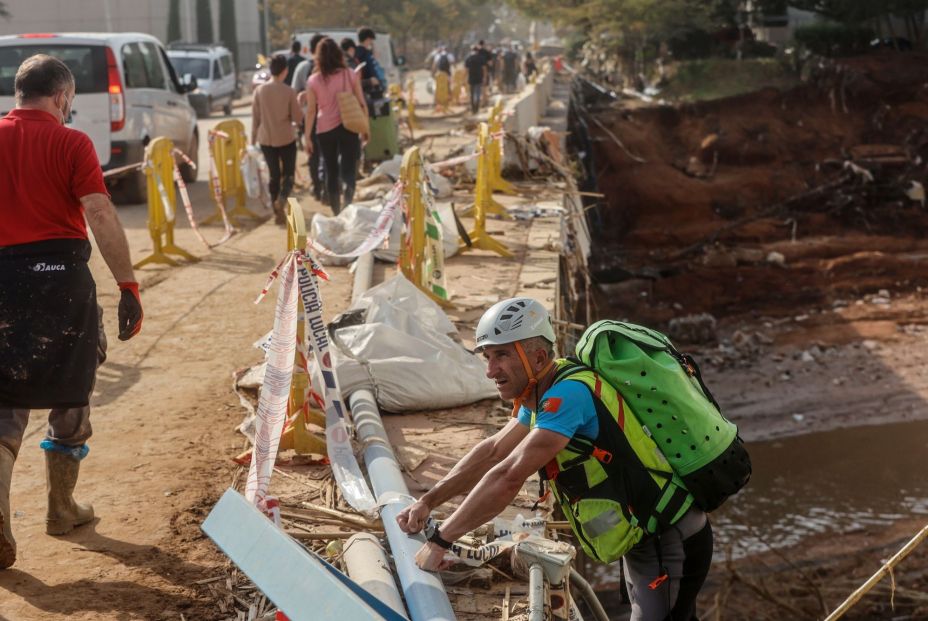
[
  {"xmin": 562, "ymin": 319, "xmax": 752, "ymax": 513},
  {"xmin": 437, "ymin": 52, "xmax": 451, "ymax": 74}
]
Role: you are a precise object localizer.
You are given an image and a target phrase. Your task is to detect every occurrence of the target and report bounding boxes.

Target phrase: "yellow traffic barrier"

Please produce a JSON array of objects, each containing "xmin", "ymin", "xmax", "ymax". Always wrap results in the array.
[
  {"xmin": 406, "ymin": 78, "xmax": 419, "ymax": 133},
  {"xmin": 459, "ymin": 123, "xmax": 513, "ymax": 258},
  {"xmin": 487, "ymin": 102, "xmax": 517, "ymax": 196},
  {"xmin": 398, "ymin": 147, "xmax": 452, "ymax": 307},
  {"xmin": 202, "ymin": 119, "xmax": 262, "ymax": 226},
  {"xmin": 133, "ymin": 137, "xmax": 198, "ymax": 269},
  {"xmin": 434, "ymin": 72, "xmax": 451, "ymax": 113},
  {"xmin": 388, "ymin": 83, "xmax": 403, "ymax": 118},
  {"xmin": 451, "ymin": 67, "xmax": 467, "ymax": 106},
  {"xmin": 277, "ymin": 197, "xmax": 327, "ymax": 456}
]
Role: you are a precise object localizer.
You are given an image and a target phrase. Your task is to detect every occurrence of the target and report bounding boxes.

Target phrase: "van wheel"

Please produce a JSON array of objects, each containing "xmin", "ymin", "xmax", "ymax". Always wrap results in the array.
[
  {"xmin": 113, "ymin": 169, "xmax": 147, "ymax": 205},
  {"xmin": 223, "ymin": 102, "xmax": 232, "ymax": 116},
  {"xmin": 180, "ymin": 134, "xmax": 199, "ymax": 183}
]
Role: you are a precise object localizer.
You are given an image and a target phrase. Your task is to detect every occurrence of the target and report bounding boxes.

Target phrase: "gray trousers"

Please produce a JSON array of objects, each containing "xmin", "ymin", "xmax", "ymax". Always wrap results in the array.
[
  {"xmin": 0, "ymin": 306, "xmax": 106, "ymax": 459},
  {"xmin": 623, "ymin": 507, "xmax": 713, "ymax": 621}
]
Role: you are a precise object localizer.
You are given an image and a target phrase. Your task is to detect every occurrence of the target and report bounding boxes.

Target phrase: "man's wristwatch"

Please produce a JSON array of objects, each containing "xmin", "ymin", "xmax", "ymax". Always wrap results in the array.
[{"xmin": 427, "ymin": 526, "xmax": 454, "ymax": 549}]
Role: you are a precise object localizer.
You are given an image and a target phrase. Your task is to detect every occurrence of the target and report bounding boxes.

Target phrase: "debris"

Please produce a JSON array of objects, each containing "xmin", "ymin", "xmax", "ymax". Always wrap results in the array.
[
  {"xmin": 667, "ymin": 313, "xmax": 717, "ymax": 344},
  {"xmin": 766, "ymin": 251, "xmax": 786, "ymax": 267}
]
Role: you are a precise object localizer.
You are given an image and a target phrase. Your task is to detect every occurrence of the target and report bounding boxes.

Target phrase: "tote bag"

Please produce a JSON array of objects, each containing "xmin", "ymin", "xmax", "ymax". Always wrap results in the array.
[{"xmin": 336, "ymin": 69, "xmax": 369, "ymax": 135}]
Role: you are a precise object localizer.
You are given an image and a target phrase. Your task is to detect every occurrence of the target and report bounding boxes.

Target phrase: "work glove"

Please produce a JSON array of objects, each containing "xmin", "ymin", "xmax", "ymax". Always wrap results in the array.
[{"xmin": 117, "ymin": 281, "xmax": 143, "ymax": 341}]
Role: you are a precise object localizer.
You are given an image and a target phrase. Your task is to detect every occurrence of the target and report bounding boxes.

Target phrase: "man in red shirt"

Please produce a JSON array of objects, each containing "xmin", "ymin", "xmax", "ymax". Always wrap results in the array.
[{"xmin": 0, "ymin": 55, "xmax": 143, "ymax": 569}]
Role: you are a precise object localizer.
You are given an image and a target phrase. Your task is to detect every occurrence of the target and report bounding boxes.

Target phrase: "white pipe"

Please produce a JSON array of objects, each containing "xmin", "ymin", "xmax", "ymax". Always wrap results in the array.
[
  {"xmin": 343, "ymin": 533, "xmax": 409, "ymax": 620},
  {"xmin": 350, "ymin": 389, "xmax": 456, "ymax": 621},
  {"xmin": 351, "ymin": 252, "xmax": 375, "ymax": 305},
  {"xmin": 528, "ymin": 563, "xmax": 545, "ymax": 621}
]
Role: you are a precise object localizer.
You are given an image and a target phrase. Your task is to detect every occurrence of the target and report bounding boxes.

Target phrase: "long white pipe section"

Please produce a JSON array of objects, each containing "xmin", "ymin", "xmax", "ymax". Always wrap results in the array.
[
  {"xmin": 343, "ymin": 533, "xmax": 409, "ymax": 620},
  {"xmin": 350, "ymin": 389, "xmax": 456, "ymax": 621},
  {"xmin": 528, "ymin": 563, "xmax": 545, "ymax": 621}
]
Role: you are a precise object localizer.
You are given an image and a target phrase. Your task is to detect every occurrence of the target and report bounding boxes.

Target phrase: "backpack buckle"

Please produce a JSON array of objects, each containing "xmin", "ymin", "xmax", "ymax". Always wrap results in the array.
[{"xmin": 591, "ymin": 447, "xmax": 613, "ymax": 464}]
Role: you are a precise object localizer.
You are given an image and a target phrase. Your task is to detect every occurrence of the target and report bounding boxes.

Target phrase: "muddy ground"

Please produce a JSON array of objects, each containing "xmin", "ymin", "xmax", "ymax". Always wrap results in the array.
[{"xmin": 579, "ymin": 51, "xmax": 928, "ymax": 619}]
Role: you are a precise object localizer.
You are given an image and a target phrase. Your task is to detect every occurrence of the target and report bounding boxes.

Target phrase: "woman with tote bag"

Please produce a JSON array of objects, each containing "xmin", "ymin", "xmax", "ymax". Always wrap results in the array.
[{"xmin": 304, "ymin": 38, "xmax": 369, "ymax": 215}]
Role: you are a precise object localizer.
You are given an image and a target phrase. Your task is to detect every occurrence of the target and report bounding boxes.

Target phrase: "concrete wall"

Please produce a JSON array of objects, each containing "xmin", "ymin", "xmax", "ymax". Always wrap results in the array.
[
  {"xmin": 0, "ymin": 0, "xmax": 261, "ymax": 72},
  {"xmin": 503, "ymin": 67, "xmax": 554, "ymax": 135}
]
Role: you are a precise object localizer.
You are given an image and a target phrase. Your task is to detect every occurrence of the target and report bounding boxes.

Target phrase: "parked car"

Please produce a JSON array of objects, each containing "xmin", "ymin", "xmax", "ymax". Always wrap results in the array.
[
  {"xmin": 167, "ymin": 42, "xmax": 238, "ymax": 117},
  {"xmin": 0, "ymin": 32, "xmax": 199, "ymax": 204}
]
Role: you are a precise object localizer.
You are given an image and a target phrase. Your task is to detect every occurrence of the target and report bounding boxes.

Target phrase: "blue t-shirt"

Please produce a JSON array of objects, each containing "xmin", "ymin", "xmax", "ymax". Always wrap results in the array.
[{"xmin": 517, "ymin": 380, "xmax": 599, "ymax": 440}]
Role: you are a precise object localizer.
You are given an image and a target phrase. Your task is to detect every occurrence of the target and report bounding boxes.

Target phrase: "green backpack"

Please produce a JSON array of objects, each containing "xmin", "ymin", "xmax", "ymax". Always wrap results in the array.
[{"xmin": 573, "ymin": 319, "xmax": 751, "ymax": 512}]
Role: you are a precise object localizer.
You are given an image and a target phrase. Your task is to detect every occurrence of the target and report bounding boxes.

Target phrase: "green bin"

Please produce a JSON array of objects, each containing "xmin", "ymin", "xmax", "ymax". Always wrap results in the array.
[{"xmin": 364, "ymin": 99, "xmax": 399, "ymax": 162}]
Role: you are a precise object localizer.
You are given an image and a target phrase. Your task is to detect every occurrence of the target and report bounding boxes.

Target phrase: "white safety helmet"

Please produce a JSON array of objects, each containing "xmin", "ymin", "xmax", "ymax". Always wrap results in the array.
[{"xmin": 475, "ymin": 297, "xmax": 555, "ymax": 350}]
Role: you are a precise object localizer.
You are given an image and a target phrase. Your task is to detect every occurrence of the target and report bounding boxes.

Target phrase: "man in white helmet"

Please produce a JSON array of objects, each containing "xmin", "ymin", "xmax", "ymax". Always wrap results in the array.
[{"xmin": 396, "ymin": 297, "xmax": 712, "ymax": 621}]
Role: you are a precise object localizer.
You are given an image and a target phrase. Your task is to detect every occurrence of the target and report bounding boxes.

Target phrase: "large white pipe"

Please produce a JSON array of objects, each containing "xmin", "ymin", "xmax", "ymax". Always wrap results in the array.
[
  {"xmin": 351, "ymin": 252, "xmax": 375, "ymax": 305},
  {"xmin": 350, "ymin": 389, "xmax": 456, "ymax": 621},
  {"xmin": 343, "ymin": 533, "xmax": 409, "ymax": 620},
  {"xmin": 528, "ymin": 563, "xmax": 546, "ymax": 621}
]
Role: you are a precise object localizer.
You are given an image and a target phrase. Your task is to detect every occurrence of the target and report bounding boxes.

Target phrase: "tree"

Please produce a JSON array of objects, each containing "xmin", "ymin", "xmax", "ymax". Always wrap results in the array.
[
  {"xmin": 168, "ymin": 0, "xmax": 182, "ymax": 44},
  {"xmin": 196, "ymin": 0, "xmax": 214, "ymax": 44},
  {"xmin": 219, "ymin": 0, "xmax": 239, "ymax": 67}
]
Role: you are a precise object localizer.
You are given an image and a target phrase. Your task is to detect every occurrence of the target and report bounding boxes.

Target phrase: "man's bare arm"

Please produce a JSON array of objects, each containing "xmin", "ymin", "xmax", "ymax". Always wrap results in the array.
[
  {"xmin": 437, "ymin": 428, "xmax": 569, "ymax": 541},
  {"xmin": 81, "ymin": 193, "xmax": 135, "ymax": 283}
]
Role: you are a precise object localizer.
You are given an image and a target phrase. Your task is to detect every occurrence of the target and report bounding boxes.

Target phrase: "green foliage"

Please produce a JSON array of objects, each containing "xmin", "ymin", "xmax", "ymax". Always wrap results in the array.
[
  {"xmin": 662, "ymin": 57, "xmax": 797, "ymax": 101},
  {"xmin": 167, "ymin": 0, "xmax": 182, "ymax": 44},
  {"xmin": 793, "ymin": 21, "xmax": 874, "ymax": 56},
  {"xmin": 219, "ymin": 0, "xmax": 239, "ymax": 67},
  {"xmin": 196, "ymin": 0, "xmax": 214, "ymax": 44}
]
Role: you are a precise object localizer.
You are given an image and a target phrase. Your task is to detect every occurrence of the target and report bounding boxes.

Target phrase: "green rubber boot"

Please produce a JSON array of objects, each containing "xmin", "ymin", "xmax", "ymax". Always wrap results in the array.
[
  {"xmin": 45, "ymin": 450, "xmax": 94, "ymax": 536},
  {"xmin": 0, "ymin": 446, "xmax": 16, "ymax": 569}
]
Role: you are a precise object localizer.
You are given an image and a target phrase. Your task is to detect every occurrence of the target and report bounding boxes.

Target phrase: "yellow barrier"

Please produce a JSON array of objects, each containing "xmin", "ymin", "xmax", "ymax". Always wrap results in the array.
[
  {"xmin": 203, "ymin": 119, "xmax": 262, "ymax": 226},
  {"xmin": 487, "ymin": 102, "xmax": 517, "ymax": 196},
  {"xmin": 434, "ymin": 72, "xmax": 451, "ymax": 113},
  {"xmin": 398, "ymin": 147, "xmax": 452, "ymax": 307},
  {"xmin": 133, "ymin": 137, "xmax": 198, "ymax": 269},
  {"xmin": 277, "ymin": 197, "xmax": 327, "ymax": 456},
  {"xmin": 388, "ymin": 83, "xmax": 403, "ymax": 118},
  {"xmin": 451, "ymin": 68, "xmax": 467, "ymax": 106},
  {"xmin": 459, "ymin": 124, "xmax": 513, "ymax": 258}
]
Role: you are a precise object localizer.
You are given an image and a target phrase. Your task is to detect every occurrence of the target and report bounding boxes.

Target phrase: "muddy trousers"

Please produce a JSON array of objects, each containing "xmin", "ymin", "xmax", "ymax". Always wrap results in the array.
[
  {"xmin": 260, "ymin": 141, "xmax": 297, "ymax": 204},
  {"xmin": 622, "ymin": 508, "xmax": 713, "ymax": 621},
  {"xmin": 0, "ymin": 306, "xmax": 106, "ymax": 459}
]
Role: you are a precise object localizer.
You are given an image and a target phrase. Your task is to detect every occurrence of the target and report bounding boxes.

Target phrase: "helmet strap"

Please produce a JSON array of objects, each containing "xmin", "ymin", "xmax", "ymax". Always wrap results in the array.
[{"xmin": 510, "ymin": 341, "xmax": 555, "ymax": 417}]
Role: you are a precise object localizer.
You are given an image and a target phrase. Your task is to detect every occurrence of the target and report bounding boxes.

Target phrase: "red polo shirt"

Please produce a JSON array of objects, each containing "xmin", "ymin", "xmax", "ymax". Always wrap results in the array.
[{"xmin": 0, "ymin": 109, "xmax": 108, "ymax": 247}]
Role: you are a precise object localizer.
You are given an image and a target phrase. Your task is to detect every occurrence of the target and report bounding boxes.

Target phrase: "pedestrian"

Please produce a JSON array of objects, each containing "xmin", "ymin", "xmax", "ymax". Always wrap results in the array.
[
  {"xmin": 340, "ymin": 38, "xmax": 358, "ymax": 70},
  {"xmin": 292, "ymin": 33, "xmax": 327, "ymax": 202},
  {"xmin": 523, "ymin": 52, "xmax": 538, "ymax": 81},
  {"xmin": 355, "ymin": 27, "xmax": 385, "ymax": 103},
  {"xmin": 431, "ymin": 45, "xmax": 454, "ymax": 77},
  {"xmin": 0, "ymin": 54, "xmax": 143, "ymax": 569},
  {"xmin": 284, "ymin": 39, "xmax": 304, "ymax": 87},
  {"xmin": 396, "ymin": 298, "xmax": 714, "ymax": 621},
  {"xmin": 251, "ymin": 54, "xmax": 302, "ymax": 224},
  {"xmin": 464, "ymin": 45, "xmax": 486, "ymax": 115},
  {"xmin": 304, "ymin": 37, "xmax": 368, "ymax": 215},
  {"xmin": 501, "ymin": 44, "xmax": 520, "ymax": 93}
]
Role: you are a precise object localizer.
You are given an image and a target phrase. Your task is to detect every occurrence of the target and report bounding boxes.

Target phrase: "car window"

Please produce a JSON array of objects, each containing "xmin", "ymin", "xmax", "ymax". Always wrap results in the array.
[
  {"xmin": 139, "ymin": 42, "xmax": 166, "ymax": 90},
  {"xmin": 170, "ymin": 56, "xmax": 210, "ymax": 80},
  {"xmin": 0, "ymin": 44, "xmax": 107, "ymax": 96},
  {"xmin": 122, "ymin": 43, "xmax": 150, "ymax": 88},
  {"xmin": 220, "ymin": 55, "xmax": 233, "ymax": 75},
  {"xmin": 212, "ymin": 59, "xmax": 221, "ymax": 78}
]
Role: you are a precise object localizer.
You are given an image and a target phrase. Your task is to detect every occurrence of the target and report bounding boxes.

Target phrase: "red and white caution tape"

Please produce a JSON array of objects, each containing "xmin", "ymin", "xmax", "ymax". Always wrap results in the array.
[
  {"xmin": 306, "ymin": 180, "xmax": 403, "ymax": 258},
  {"xmin": 148, "ymin": 162, "xmax": 175, "ymax": 222},
  {"xmin": 207, "ymin": 130, "xmax": 239, "ymax": 243},
  {"xmin": 170, "ymin": 149, "xmax": 211, "ymax": 249},
  {"xmin": 427, "ymin": 150, "xmax": 482, "ymax": 171}
]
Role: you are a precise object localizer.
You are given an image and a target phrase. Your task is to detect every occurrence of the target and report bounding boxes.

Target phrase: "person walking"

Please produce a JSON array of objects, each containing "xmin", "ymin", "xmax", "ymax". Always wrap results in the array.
[
  {"xmin": 523, "ymin": 52, "xmax": 538, "ymax": 81},
  {"xmin": 464, "ymin": 45, "xmax": 486, "ymax": 115},
  {"xmin": 340, "ymin": 38, "xmax": 358, "ymax": 70},
  {"xmin": 251, "ymin": 54, "xmax": 302, "ymax": 224},
  {"xmin": 304, "ymin": 38, "xmax": 368, "ymax": 215},
  {"xmin": 0, "ymin": 54, "xmax": 143, "ymax": 569},
  {"xmin": 397, "ymin": 299, "xmax": 714, "ymax": 621},
  {"xmin": 292, "ymin": 33, "xmax": 327, "ymax": 202},
  {"xmin": 284, "ymin": 39, "xmax": 304, "ymax": 87}
]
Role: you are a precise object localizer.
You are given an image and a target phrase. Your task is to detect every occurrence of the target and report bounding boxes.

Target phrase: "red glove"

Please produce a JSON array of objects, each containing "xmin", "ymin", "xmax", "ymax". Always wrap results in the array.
[{"xmin": 117, "ymin": 281, "xmax": 143, "ymax": 341}]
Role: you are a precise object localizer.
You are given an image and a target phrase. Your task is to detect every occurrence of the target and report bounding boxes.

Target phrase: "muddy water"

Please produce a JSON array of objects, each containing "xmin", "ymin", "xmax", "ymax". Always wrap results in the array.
[{"xmin": 712, "ymin": 419, "xmax": 928, "ymax": 557}]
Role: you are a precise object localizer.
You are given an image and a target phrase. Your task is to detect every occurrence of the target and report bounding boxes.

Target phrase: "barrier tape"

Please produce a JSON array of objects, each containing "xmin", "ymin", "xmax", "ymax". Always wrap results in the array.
[
  {"xmin": 170, "ymin": 149, "xmax": 212, "ymax": 249},
  {"xmin": 306, "ymin": 180, "xmax": 404, "ymax": 258},
  {"xmin": 294, "ymin": 252, "xmax": 376, "ymax": 514},
  {"xmin": 427, "ymin": 150, "xmax": 482, "ymax": 171},
  {"xmin": 207, "ymin": 130, "xmax": 239, "ymax": 242},
  {"xmin": 148, "ymin": 163, "xmax": 175, "ymax": 222},
  {"xmin": 245, "ymin": 252, "xmax": 300, "ymax": 508}
]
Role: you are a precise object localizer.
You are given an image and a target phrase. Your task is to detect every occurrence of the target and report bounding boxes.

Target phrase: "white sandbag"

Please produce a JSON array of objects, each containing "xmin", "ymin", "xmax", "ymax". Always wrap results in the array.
[
  {"xmin": 327, "ymin": 274, "xmax": 497, "ymax": 411},
  {"xmin": 310, "ymin": 205, "xmax": 382, "ymax": 266},
  {"xmin": 241, "ymin": 146, "xmax": 270, "ymax": 199}
]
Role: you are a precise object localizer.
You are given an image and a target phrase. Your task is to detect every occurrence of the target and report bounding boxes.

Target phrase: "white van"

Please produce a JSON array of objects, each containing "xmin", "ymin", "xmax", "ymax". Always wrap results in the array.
[
  {"xmin": 292, "ymin": 29, "xmax": 404, "ymax": 87},
  {"xmin": 167, "ymin": 43, "xmax": 237, "ymax": 117},
  {"xmin": 0, "ymin": 32, "xmax": 199, "ymax": 203}
]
